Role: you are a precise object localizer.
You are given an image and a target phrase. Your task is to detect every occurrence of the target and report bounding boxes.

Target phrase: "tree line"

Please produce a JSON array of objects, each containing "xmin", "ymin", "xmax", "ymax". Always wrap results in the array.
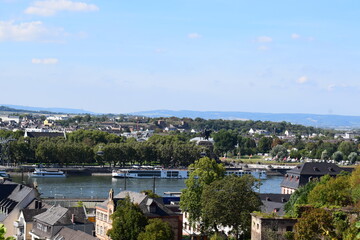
[
  {"xmin": 212, "ymin": 129, "xmax": 360, "ymax": 162},
  {"xmin": 1, "ymin": 129, "xmax": 201, "ymax": 167}
]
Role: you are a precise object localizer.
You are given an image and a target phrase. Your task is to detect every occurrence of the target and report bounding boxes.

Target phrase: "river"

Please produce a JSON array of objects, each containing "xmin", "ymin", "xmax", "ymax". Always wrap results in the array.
[{"xmin": 12, "ymin": 175, "xmax": 284, "ymax": 198}]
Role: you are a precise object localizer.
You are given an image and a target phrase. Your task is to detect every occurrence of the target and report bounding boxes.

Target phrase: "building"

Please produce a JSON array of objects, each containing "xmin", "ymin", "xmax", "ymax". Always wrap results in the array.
[
  {"xmin": 29, "ymin": 206, "xmax": 94, "ymax": 240},
  {"xmin": 15, "ymin": 207, "xmax": 47, "ymax": 240},
  {"xmin": 251, "ymin": 213, "xmax": 297, "ymax": 240},
  {"xmin": 95, "ymin": 190, "xmax": 182, "ymax": 240},
  {"xmin": 280, "ymin": 162, "xmax": 346, "ymax": 194},
  {"xmin": 0, "ymin": 182, "xmax": 39, "ymax": 238}
]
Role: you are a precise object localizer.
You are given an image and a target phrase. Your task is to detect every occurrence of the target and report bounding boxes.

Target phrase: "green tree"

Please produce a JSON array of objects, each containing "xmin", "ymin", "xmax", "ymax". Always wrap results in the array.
[
  {"xmin": 284, "ymin": 181, "xmax": 318, "ymax": 217},
  {"xmin": 257, "ymin": 137, "xmax": 273, "ymax": 153},
  {"xmin": 213, "ymin": 129, "xmax": 237, "ymax": 155},
  {"xmin": 348, "ymin": 152, "xmax": 358, "ymax": 164},
  {"xmin": 294, "ymin": 208, "xmax": 335, "ymax": 240},
  {"xmin": 307, "ymin": 175, "xmax": 353, "ymax": 207},
  {"xmin": 107, "ymin": 196, "xmax": 148, "ymax": 240},
  {"xmin": 201, "ymin": 175, "xmax": 262, "ymax": 239},
  {"xmin": 332, "ymin": 151, "xmax": 344, "ymax": 162},
  {"xmin": 137, "ymin": 218, "xmax": 174, "ymax": 240},
  {"xmin": 270, "ymin": 145, "xmax": 288, "ymax": 161},
  {"xmin": 180, "ymin": 157, "xmax": 225, "ymax": 228},
  {"xmin": 338, "ymin": 141, "xmax": 356, "ymax": 158},
  {"xmin": 0, "ymin": 224, "xmax": 15, "ymax": 240}
]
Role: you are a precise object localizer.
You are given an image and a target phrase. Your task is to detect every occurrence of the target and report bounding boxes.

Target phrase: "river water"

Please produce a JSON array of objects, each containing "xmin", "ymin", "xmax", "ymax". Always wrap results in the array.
[{"xmin": 12, "ymin": 175, "xmax": 283, "ymax": 198}]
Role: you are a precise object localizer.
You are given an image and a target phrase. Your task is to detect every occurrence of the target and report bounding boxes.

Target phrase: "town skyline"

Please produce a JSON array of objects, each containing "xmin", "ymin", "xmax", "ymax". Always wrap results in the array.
[{"xmin": 1, "ymin": 0, "xmax": 360, "ymax": 116}]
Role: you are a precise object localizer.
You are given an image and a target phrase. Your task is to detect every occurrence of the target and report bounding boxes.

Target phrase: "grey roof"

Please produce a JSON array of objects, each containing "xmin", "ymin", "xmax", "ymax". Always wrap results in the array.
[
  {"xmin": 7, "ymin": 184, "xmax": 33, "ymax": 202},
  {"xmin": 259, "ymin": 194, "xmax": 291, "ymax": 203},
  {"xmin": 98, "ymin": 191, "xmax": 179, "ymax": 217},
  {"xmin": 53, "ymin": 227, "xmax": 98, "ymax": 240},
  {"xmin": 286, "ymin": 162, "xmax": 344, "ymax": 176},
  {"xmin": 281, "ymin": 162, "xmax": 346, "ymax": 189},
  {"xmin": 25, "ymin": 132, "xmax": 65, "ymax": 138},
  {"xmin": 34, "ymin": 206, "xmax": 90, "ymax": 226},
  {"xmin": 22, "ymin": 209, "xmax": 47, "ymax": 222},
  {"xmin": 34, "ymin": 205, "xmax": 68, "ymax": 225},
  {"xmin": 261, "ymin": 201, "xmax": 287, "ymax": 216}
]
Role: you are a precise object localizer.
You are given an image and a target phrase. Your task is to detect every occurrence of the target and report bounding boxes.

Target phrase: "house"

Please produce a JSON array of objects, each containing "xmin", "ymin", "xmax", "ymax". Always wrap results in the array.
[
  {"xmin": 29, "ymin": 206, "xmax": 95, "ymax": 240},
  {"xmin": 280, "ymin": 162, "xmax": 347, "ymax": 194},
  {"xmin": 251, "ymin": 213, "xmax": 297, "ymax": 240},
  {"xmin": 0, "ymin": 182, "xmax": 40, "ymax": 238},
  {"xmin": 95, "ymin": 190, "xmax": 182, "ymax": 240},
  {"xmin": 15, "ymin": 207, "xmax": 47, "ymax": 240}
]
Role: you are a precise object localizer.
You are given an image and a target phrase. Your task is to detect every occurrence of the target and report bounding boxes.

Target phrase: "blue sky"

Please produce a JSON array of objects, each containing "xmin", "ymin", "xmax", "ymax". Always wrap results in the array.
[{"xmin": 0, "ymin": 0, "xmax": 360, "ymax": 115}]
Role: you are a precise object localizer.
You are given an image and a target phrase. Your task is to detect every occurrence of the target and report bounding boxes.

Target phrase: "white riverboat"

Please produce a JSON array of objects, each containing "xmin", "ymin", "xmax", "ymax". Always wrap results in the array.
[
  {"xmin": 112, "ymin": 168, "xmax": 267, "ymax": 179},
  {"xmin": 0, "ymin": 170, "xmax": 11, "ymax": 179},
  {"xmin": 30, "ymin": 168, "xmax": 66, "ymax": 178}
]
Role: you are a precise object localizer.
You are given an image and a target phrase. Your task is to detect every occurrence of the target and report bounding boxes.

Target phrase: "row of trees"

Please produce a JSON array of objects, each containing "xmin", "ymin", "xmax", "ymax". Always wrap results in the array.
[
  {"xmin": 180, "ymin": 157, "xmax": 262, "ymax": 239},
  {"xmin": 2, "ymin": 130, "xmax": 202, "ymax": 167},
  {"xmin": 212, "ymin": 129, "xmax": 360, "ymax": 162},
  {"xmin": 284, "ymin": 167, "xmax": 360, "ymax": 240}
]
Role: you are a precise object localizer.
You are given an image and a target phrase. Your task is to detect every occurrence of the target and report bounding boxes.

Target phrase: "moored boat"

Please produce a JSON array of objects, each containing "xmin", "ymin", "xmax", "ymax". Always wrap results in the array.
[
  {"xmin": 30, "ymin": 168, "xmax": 67, "ymax": 178},
  {"xmin": 112, "ymin": 168, "xmax": 267, "ymax": 179}
]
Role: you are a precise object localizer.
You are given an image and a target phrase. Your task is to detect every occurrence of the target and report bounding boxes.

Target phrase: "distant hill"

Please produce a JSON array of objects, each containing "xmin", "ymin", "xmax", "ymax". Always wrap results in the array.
[
  {"xmin": 0, "ymin": 104, "xmax": 93, "ymax": 114},
  {"xmin": 131, "ymin": 110, "xmax": 360, "ymax": 129}
]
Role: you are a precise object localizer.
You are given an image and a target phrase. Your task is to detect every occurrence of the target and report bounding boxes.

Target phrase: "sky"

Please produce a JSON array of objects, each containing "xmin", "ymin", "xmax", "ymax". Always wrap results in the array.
[{"xmin": 0, "ymin": 0, "xmax": 360, "ymax": 115}]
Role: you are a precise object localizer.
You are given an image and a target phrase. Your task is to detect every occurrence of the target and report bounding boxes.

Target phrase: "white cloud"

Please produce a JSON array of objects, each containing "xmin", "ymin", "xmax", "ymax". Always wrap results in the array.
[
  {"xmin": 32, "ymin": 58, "xmax": 59, "ymax": 64},
  {"xmin": 188, "ymin": 33, "xmax": 201, "ymax": 39},
  {"xmin": 307, "ymin": 37, "xmax": 315, "ymax": 41},
  {"xmin": 25, "ymin": 0, "xmax": 99, "ymax": 16},
  {"xmin": 327, "ymin": 84, "xmax": 336, "ymax": 91},
  {"xmin": 0, "ymin": 20, "xmax": 60, "ymax": 42},
  {"xmin": 258, "ymin": 45, "xmax": 269, "ymax": 51},
  {"xmin": 257, "ymin": 36, "xmax": 272, "ymax": 43},
  {"xmin": 291, "ymin": 33, "xmax": 300, "ymax": 39},
  {"xmin": 297, "ymin": 76, "xmax": 308, "ymax": 84}
]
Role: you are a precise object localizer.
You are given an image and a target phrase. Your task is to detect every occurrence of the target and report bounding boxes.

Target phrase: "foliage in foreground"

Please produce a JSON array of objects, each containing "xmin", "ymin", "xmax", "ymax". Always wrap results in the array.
[
  {"xmin": 137, "ymin": 218, "xmax": 174, "ymax": 240},
  {"xmin": 107, "ymin": 196, "xmax": 148, "ymax": 240}
]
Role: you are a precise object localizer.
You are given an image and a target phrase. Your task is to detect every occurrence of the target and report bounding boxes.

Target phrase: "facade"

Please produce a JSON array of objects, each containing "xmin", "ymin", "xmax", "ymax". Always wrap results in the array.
[
  {"xmin": 29, "ymin": 206, "xmax": 94, "ymax": 240},
  {"xmin": 0, "ymin": 182, "xmax": 39, "ymax": 238},
  {"xmin": 251, "ymin": 213, "xmax": 297, "ymax": 240},
  {"xmin": 95, "ymin": 190, "xmax": 182, "ymax": 240},
  {"xmin": 15, "ymin": 208, "xmax": 47, "ymax": 240},
  {"xmin": 280, "ymin": 162, "xmax": 346, "ymax": 194}
]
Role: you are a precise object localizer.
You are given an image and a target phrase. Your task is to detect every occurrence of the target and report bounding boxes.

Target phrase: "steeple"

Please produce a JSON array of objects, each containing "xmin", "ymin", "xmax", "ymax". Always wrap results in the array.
[{"xmin": 109, "ymin": 188, "xmax": 114, "ymax": 200}]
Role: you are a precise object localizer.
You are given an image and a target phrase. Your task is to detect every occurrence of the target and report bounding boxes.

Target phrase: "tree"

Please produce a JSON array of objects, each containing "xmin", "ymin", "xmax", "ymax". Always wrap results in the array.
[
  {"xmin": 284, "ymin": 181, "xmax": 318, "ymax": 217},
  {"xmin": 294, "ymin": 208, "xmax": 335, "ymax": 240},
  {"xmin": 201, "ymin": 175, "xmax": 262, "ymax": 239},
  {"xmin": 338, "ymin": 141, "xmax": 356, "ymax": 158},
  {"xmin": 0, "ymin": 224, "xmax": 15, "ymax": 240},
  {"xmin": 137, "ymin": 218, "xmax": 174, "ymax": 240},
  {"xmin": 213, "ymin": 130, "xmax": 237, "ymax": 155},
  {"xmin": 257, "ymin": 137, "xmax": 273, "ymax": 153},
  {"xmin": 348, "ymin": 152, "xmax": 358, "ymax": 164},
  {"xmin": 180, "ymin": 157, "xmax": 225, "ymax": 229},
  {"xmin": 107, "ymin": 196, "xmax": 148, "ymax": 240},
  {"xmin": 350, "ymin": 166, "xmax": 360, "ymax": 205},
  {"xmin": 332, "ymin": 151, "xmax": 344, "ymax": 162},
  {"xmin": 270, "ymin": 145, "xmax": 288, "ymax": 161},
  {"xmin": 307, "ymin": 175, "xmax": 353, "ymax": 207}
]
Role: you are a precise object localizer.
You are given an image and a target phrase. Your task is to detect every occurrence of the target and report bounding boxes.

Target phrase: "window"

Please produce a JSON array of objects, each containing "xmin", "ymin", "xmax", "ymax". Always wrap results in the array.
[{"xmin": 37, "ymin": 223, "xmax": 42, "ymax": 230}]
